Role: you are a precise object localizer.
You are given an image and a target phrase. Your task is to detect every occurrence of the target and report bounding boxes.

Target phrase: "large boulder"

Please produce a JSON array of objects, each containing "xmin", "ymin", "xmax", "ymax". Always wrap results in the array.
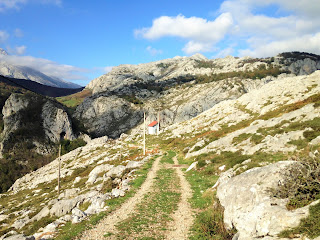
[{"xmin": 217, "ymin": 161, "xmax": 317, "ymax": 240}]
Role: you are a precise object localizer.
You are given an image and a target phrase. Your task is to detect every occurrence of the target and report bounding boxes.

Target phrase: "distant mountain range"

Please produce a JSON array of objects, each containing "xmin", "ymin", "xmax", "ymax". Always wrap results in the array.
[
  {"xmin": 0, "ymin": 75, "xmax": 84, "ymax": 97},
  {"xmin": 0, "ymin": 48, "xmax": 81, "ymax": 89}
]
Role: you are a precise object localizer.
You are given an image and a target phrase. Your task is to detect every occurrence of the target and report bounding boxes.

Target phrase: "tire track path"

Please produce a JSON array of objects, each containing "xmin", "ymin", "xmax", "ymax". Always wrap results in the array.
[
  {"xmin": 80, "ymin": 155, "xmax": 162, "ymax": 240},
  {"xmin": 165, "ymin": 156, "xmax": 194, "ymax": 240}
]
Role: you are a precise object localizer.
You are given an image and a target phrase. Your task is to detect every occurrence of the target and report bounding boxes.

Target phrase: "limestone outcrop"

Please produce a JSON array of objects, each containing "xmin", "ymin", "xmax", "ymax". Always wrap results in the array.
[
  {"xmin": 0, "ymin": 93, "xmax": 76, "ymax": 156},
  {"xmin": 78, "ymin": 52, "xmax": 320, "ymax": 138},
  {"xmin": 42, "ymin": 100, "xmax": 75, "ymax": 142},
  {"xmin": 74, "ymin": 95, "xmax": 143, "ymax": 138},
  {"xmin": 217, "ymin": 161, "xmax": 318, "ymax": 240}
]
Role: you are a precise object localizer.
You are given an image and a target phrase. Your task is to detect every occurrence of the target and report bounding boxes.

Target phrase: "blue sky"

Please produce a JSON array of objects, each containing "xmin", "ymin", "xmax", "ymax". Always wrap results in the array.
[{"xmin": 0, "ymin": 0, "xmax": 320, "ymax": 86}]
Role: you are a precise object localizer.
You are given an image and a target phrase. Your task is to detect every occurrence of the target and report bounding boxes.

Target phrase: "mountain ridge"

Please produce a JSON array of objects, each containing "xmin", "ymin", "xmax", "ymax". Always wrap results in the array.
[{"xmin": 0, "ymin": 48, "xmax": 81, "ymax": 89}]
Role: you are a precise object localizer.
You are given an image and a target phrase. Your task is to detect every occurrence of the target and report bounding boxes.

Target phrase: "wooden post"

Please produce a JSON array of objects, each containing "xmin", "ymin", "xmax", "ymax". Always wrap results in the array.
[
  {"xmin": 58, "ymin": 144, "xmax": 61, "ymax": 197},
  {"xmin": 157, "ymin": 111, "xmax": 160, "ymax": 135},
  {"xmin": 143, "ymin": 112, "xmax": 146, "ymax": 155}
]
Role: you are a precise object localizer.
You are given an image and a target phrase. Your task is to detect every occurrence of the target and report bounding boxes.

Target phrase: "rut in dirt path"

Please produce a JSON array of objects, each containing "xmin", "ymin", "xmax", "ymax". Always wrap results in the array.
[
  {"xmin": 165, "ymin": 156, "xmax": 194, "ymax": 240},
  {"xmin": 79, "ymin": 155, "xmax": 162, "ymax": 240}
]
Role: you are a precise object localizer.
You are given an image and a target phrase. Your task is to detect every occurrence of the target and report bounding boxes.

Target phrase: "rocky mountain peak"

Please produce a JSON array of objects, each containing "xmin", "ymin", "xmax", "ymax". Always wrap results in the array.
[
  {"xmin": 190, "ymin": 53, "xmax": 207, "ymax": 61},
  {"xmin": 0, "ymin": 48, "xmax": 8, "ymax": 56}
]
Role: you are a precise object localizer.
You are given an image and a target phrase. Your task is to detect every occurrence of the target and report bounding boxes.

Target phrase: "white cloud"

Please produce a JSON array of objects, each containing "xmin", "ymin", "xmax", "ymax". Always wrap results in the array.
[
  {"xmin": 231, "ymin": 0, "xmax": 320, "ymax": 18},
  {"xmin": 135, "ymin": 13, "xmax": 233, "ymax": 55},
  {"xmin": 103, "ymin": 66, "xmax": 113, "ymax": 73},
  {"xmin": 14, "ymin": 28, "xmax": 24, "ymax": 38},
  {"xmin": 146, "ymin": 46, "xmax": 163, "ymax": 56},
  {"xmin": 0, "ymin": 0, "xmax": 61, "ymax": 11},
  {"xmin": 182, "ymin": 41, "xmax": 215, "ymax": 55},
  {"xmin": 0, "ymin": 30, "xmax": 9, "ymax": 42},
  {"xmin": 214, "ymin": 47, "xmax": 235, "ymax": 58},
  {"xmin": 7, "ymin": 45, "xmax": 27, "ymax": 55},
  {"xmin": 239, "ymin": 33, "xmax": 320, "ymax": 57},
  {"xmin": 0, "ymin": 54, "xmax": 88, "ymax": 81},
  {"xmin": 219, "ymin": 0, "xmax": 320, "ymax": 57},
  {"xmin": 15, "ymin": 45, "xmax": 26, "ymax": 55}
]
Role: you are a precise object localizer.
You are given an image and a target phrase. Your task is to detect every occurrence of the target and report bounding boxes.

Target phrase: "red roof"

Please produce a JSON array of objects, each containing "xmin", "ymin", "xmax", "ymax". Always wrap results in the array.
[{"xmin": 148, "ymin": 121, "xmax": 158, "ymax": 127}]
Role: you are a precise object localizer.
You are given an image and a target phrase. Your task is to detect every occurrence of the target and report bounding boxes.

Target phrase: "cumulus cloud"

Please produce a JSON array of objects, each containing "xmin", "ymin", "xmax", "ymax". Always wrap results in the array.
[
  {"xmin": 146, "ymin": 46, "xmax": 163, "ymax": 56},
  {"xmin": 135, "ymin": 13, "xmax": 233, "ymax": 55},
  {"xmin": 0, "ymin": 54, "xmax": 88, "ymax": 81},
  {"xmin": 136, "ymin": 0, "xmax": 320, "ymax": 57},
  {"xmin": 0, "ymin": 30, "xmax": 9, "ymax": 42},
  {"xmin": 239, "ymin": 33, "xmax": 320, "ymax": 57},
  {"xmin": 219, "ymin": 0, "xmax": 320, "ymax": 56},
  {"xmin": 0, "ymin": 0, "xmax": 61, "ymax": 11}
]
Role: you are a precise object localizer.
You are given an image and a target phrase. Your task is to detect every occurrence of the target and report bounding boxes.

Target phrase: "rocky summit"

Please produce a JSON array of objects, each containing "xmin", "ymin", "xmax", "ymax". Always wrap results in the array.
[{"xmin": 0, "ymin": 52, "xmax": 320, "ymax": 240}]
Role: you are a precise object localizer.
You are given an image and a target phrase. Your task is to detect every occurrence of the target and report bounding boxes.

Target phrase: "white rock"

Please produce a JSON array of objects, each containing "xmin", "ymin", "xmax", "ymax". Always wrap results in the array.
[
  {"xmin": 2, "ymin": 234, "xmax": 34, "ymax": 240},
  {"xmin": 217, "ymin": 161, "xmax": 314, "ymax": 240},
  {"xmin": 106, "ymin": 165, "xmax": 126, "ymax": 178},
  {"xmin": 87, "ymin": 164, "xmax": 113, "ymax": 184},
  {"xmin": 186, "ymin": 162, "xmax": 197, "ymax": 172},
  {"xmin": 218, "ymin": 165, "xmax": 226, "ymax": 171},
  {"xmin": 0, "ymin": 214, "xmax": 8, "ymax": 222},
  {"xmin": 73, "ymin": 177, "xmax": 81, "ymax": 184},
  {"xmin": 49, "ymin": 198, "xmax": 81, "ymax": 217},
  {"xmin": 126, "ymin": 160, "xmax": 142, "ymax": 169},
  {"xmin": 111, "ymin": 188, "xmax": 125, "ymax": 198},
  {"xmin": 31, "ymin": 206, "xmax": 50, "ymax": 222}
]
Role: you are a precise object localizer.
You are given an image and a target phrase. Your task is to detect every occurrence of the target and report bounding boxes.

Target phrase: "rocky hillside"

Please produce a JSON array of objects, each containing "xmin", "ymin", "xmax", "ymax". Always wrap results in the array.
[
  {"xmin": 0, "ymin": 81, "xmax": 85, "ymax": 193},
  {"xmin": 0, "ymin": 69, "xmax": 319, "ymax": 240},
  {"xmin": 76, "ymin": 52, "xmax": 320, "ymax": 138},
  {"xmin": 0, "ymin": 49, "xmax": 81, "ymax": 89}
]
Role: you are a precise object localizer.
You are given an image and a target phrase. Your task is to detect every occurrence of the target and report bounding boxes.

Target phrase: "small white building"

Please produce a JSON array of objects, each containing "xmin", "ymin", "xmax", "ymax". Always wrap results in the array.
[{"xmin": 148, "ymin": 121, "xmax": 158, "ymax": 135}]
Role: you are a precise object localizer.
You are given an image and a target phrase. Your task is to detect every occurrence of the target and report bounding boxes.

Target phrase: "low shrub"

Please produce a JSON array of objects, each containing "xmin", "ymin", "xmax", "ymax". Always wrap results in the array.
[{"xmin": 270, "ymin": 156, "xmax": 320, "ymax": 210}]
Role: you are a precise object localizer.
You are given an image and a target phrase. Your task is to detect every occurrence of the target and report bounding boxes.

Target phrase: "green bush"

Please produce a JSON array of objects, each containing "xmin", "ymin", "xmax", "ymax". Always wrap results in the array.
[
  {"xmin": 60, "ymin": 139, "xmax": 86, "ymax": 155},
  {"xmin": 191, "ymin": 201, "xmax": 236, "ymax": 240}
]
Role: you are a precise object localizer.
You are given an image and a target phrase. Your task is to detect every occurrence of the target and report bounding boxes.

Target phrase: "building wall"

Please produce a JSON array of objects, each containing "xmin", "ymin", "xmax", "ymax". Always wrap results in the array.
[{"xmin": 148, "ymin": 125, "xmax": 158, "ymax": 134}]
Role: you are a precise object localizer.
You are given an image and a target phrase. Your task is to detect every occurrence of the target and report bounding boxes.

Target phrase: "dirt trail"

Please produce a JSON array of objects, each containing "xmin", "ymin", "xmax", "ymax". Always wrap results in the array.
[
  {"xmin": 165, "ymin": 156, "xmax": 194, "ymax": 240},
  {"xmin": 79, "ymin": 156, "xmax": 162, "ymax": 240}
]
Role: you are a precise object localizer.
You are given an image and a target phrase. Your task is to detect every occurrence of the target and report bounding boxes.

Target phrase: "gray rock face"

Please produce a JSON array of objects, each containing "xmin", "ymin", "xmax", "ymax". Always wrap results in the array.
[
  {"xmin": 74, "ymin": 95, "xmax": 143, "ymax": 138},
  {"xmin": 42, "ymin": 100, "xmax": 75, "ymax": 142},
  {"xmin": 217, "ymin": 161, "xmax": 316, "ymax": 240},
  {"xmin": 0, "ymin": 93, "xmax": 76, "ymax": 157},
  {"xmin": 1, "ymin": 93, "xmax": 30, "ymax": 134}
]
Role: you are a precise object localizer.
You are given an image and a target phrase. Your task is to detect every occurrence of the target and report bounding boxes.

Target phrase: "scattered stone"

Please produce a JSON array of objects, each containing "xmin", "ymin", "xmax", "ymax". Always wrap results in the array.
[
  {"xmin": 218, "ymin": 165, "xmax": 226, "ymax": 171},
  {"xmin": 106, "ymin": 165, "xmax": 126, "ymax": 178},
  {"xmin": 0, "ymin": 214, "xmax": 8, "ymax": 222},
  {"xmin": 126, "ymin": 160, "xmax": 142, "ymax": 169},
  {"xmin": 3, "ymin": 234, "xmax": 34, "ymax": 240},
  {"xmin": 111, "ymin": 189, "xmax": 125, "ymax": 198},
  {"xmin": 49, "ymin": 198, "xmax": 81, "ymax": 217},
  {"xmin": 73, "ymin": 177, "xmax": 81, "ymax": 184},
  {"xmin": 59, "ymin": 188, "xmax": 80, "ymax": 199},
  {"xmin": 186, "ymin": 162, "xmax": 197, "ymax": 172},
  {"xmin": 31, "ymin": 206, "xmax": 50, "ymax": 222},
  {"xmin": 87, "ymin": 164, "xmax": 113, "ymax": 184},
  {"xmin": 12, "ymin": 216, "xmax": 30, "ymax": 229}
]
